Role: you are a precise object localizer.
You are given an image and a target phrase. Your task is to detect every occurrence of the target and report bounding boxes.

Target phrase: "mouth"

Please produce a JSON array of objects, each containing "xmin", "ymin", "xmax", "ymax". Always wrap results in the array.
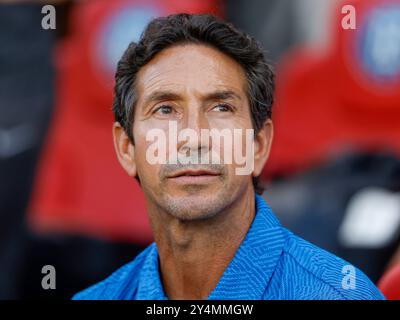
[{"xmin": 167, "ymin": 169, "xmax": 221, "ymax": 184}]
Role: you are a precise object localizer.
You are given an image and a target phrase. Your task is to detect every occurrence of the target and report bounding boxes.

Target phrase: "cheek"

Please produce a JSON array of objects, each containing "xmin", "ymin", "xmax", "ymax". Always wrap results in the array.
[
  {"xmin": 211, "ymin": 121, "xmax": 253, "ymax": 168},
  {"xmin": 134, "ymin": 122, "xmax": 174, "ymax": 166},
  {"xmin": 133, "ymin": 127, "xmax": 162, "ymax": 184},
  {"xmin": 226, "ymin": 165, "xmax": 252, "ymax": 188},
  {"xmin": 209, "ymin": 115, "xmax": 250, "ymax": 130}
]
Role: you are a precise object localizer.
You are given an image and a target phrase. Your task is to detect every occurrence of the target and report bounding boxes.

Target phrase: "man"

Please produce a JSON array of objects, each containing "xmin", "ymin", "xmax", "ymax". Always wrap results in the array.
[{"xmin": 73, "ymin": 13, "xmax": 384, "ymax": 300}]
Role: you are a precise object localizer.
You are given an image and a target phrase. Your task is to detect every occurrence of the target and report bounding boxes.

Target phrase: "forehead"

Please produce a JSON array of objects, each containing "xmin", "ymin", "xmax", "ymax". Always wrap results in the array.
[{"xmin": 135, "ymin": 44, "xmax": 248, "ymax": 100}]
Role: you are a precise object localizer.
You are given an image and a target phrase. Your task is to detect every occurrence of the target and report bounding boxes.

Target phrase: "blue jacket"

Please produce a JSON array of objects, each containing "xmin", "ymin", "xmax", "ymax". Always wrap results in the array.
[{"xmin": 73, "ymin": 195, "xmax": 385, "ymax": 300}]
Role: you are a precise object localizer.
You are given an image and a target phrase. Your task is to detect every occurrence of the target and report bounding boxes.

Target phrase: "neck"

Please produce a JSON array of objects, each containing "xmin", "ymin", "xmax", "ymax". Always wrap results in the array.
[{"xmin": 147, "ymin": 190, "xmax": 256, "ymax": 300}]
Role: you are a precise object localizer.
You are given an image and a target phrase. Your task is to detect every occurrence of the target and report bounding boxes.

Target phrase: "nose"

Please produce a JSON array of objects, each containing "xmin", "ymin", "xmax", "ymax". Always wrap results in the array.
[{"xmin": 177, "ymin": 105, "xmax": 210, "ymax": 160}]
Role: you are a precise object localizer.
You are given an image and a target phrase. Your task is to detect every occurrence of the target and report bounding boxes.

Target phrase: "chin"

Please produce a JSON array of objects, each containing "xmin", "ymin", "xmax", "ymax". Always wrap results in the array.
[{"xmin": 162, "ymin": 192, "xmax": 229, "ymax": 221}]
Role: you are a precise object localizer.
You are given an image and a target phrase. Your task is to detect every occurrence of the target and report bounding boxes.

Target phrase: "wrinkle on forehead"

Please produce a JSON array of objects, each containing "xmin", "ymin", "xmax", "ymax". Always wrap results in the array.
[{"xmin": 135, "ymin": 44, "xmax": 248, "ymax": 107}]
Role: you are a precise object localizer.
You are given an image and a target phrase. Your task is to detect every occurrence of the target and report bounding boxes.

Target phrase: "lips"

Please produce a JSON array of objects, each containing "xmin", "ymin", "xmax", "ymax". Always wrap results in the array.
[{"xmin": 168, "ymin": 169, "xmax": 220, "ymax": 179}]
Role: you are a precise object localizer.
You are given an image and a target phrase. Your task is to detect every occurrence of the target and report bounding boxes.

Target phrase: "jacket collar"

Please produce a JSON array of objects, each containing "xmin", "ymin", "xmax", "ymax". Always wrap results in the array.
[{"xmin": 135, "ymin": 194, "xmax": 285, "ymax": 300}]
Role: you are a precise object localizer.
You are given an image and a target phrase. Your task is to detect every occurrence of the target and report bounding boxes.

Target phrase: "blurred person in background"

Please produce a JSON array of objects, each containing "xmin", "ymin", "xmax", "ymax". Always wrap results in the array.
[
  {"xmin": 262, "ymin": 0, "xmax": 400, "ymax": 288},
  {"xmin": 0, "ymin": 0, "xmax": 60, "ymax": 299}
]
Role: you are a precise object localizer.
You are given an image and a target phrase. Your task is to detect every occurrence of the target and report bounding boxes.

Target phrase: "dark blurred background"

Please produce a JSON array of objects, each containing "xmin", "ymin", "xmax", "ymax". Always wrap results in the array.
[{"xmin": 1, "ymin": 0, "xmax": 400, "ymax": 299}]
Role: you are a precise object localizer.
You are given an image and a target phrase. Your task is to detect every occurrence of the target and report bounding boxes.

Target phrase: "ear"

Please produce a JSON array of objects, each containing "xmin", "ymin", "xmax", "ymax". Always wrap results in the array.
[
  {"xmin": 112, "ymin": 122, "xmax": 137, "ymax": 177},
  {"xmin": 252, "ymin": 119, "xmax": 273, "ymax": 178}
]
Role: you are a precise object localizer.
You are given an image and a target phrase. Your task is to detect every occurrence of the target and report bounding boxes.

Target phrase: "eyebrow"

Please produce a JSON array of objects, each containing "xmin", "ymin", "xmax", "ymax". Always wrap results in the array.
[
  {"xmin": 143, "ymin": 89, "xmax": 242, "ymax": 108},
  {"xmin": 203, "ymin": 90, "xmax": 242, "ymax": 103},
  {"xmin": 143, "ymin": 91, "xmax": 182, "ymax": 107}
]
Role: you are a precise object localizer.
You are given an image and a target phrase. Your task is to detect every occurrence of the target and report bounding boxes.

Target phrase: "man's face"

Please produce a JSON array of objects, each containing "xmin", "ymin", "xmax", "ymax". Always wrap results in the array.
[{"xmin": 115, "ymin": 44, "xmax": 271, "ymax": 220}]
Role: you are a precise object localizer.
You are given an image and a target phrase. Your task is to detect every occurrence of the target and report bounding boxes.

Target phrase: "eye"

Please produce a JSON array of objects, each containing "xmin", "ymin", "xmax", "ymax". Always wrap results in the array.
[
  {"xmin": 212, "ymin": 104, "xmax": 233, "ymax": 112},
  {"xmin": 153, "ymin": 105, "xmax": 174, "ymax": 115}
]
